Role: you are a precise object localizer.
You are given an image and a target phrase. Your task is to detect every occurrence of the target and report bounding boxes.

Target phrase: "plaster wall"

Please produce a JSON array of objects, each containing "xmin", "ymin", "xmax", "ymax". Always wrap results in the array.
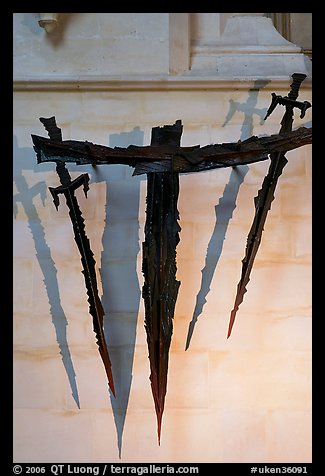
[{"xmin": 13, "ymin": 12, "xmax": 312, "ymax": 463}]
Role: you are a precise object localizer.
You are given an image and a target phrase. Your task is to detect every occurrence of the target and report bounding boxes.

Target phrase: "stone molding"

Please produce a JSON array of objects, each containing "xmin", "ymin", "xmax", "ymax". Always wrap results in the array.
[
  {"xmin": 13, "ymin": 75, "xmax": 312, "ymax": 92},
  {"xmin": 14, "ymin": 13, "xmax": 312, "ymax": 91},
  {"xmin": 189, "ymin": 16, "xmax": 311, "ymax": 78}
]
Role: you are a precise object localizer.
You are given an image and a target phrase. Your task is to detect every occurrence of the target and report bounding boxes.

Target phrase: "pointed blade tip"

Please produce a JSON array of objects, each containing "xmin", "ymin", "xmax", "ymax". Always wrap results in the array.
[
  {"xmin": 109, "ymin": 382, "xmax": 116, "ymax": 398},
  {"xmin": 155, "ymin": 406, "xmax": 164, "ymax": 446},
  {"xmin": 157, "ymin": 416, "xmax": 162, "ymax": 446},
  {"xmin": 227, "ymin": 312, "xmax": 236, "ymax": 339}
]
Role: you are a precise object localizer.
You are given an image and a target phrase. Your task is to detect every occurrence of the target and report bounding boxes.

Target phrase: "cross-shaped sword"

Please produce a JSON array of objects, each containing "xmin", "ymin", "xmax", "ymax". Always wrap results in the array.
[
  {"xmin": 31, "ymin": 75, "xmax": 311, "ymax": 442},
  {"xmin": 227, "ymin": 73, "xmax": 311, "ymax": 338}
]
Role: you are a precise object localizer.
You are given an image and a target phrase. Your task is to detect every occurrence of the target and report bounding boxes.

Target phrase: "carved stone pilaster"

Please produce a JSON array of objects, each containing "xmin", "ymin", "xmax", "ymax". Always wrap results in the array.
[{"xmin": 189, "ymin": 14, "xmax": 311, "ymax": 78}]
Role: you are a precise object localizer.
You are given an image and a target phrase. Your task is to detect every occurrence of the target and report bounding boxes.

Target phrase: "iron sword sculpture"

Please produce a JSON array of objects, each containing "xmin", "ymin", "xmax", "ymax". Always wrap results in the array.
[
  {"xmin": 36, "ymin": 116, "xmax": 116, "ymax": 397},
  {"xmin": 142, "ymin": 121, "xmax": 182, "ymax": 444},
  {"xmin": 31, "ymin": 126, "xmax": 311, "ymax": 174},
  {"xmin": 31, "ymin": 75, "xmax": 311, "ymax": 442},
  {"xmin": 227, "ymin": 73, "xmax": 311, "ymax": 338}
]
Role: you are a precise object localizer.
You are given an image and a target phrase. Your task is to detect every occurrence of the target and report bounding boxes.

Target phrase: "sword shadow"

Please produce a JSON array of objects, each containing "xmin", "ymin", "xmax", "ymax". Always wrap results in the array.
[
  {"xmin": 185, "ymin": 80, "xmax": 270, "ymax": 349},
  {"xmin": 13, "ymin": 135, "xmax": 80, "ymax": 408},
  {"xmin": 90, "ymin": 127, "xmax": 143, "ymax": 458}
]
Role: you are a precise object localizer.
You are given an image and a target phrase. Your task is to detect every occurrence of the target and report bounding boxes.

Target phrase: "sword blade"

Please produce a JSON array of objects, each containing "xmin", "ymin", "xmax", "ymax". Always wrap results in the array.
[
  {"xmin": 143, "ymin": 172, "xmax": 181, "ymax": 444},
  {"xmin": 31, "ymin": 126, "xmax": 311, "ymax": 173},
  {"xmin": 40, "ymin": 116, "xmax": 115, "ymax": 396},
  {"xmin": 63, "ymin": 187, "xmax": 115, "ymax": 396},
  {"xmin": 227, "ymin": 73, "xmax": 309, "ymax": 337},
  {"xmin": 142, "ymin": 121, "xmax": 182, "ymax": 444},
  {"xmin": 227, "ymin": 151, "xmax": 287, "ymax": 338}
]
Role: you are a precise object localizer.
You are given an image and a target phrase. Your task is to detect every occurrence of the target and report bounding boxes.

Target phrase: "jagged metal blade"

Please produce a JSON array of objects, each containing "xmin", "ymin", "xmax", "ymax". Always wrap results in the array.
[
  {"xmin": 39, "ymin": 116, "xmax": 115, "ymax": 396},
  {"xmin": 227, "ymin": 72, "xmax": 310, "ymax": 338},
  {"xmin": 63, "ymin": 187, "xmax": 116, "ymax": 396},
  {"xmin": 142, "ymin": 121, "xmax": 182, "ymax": 444},
  {"xmin": 132, "ymin": 127, "xmax": 311, "ymax": 175},
  {"xmin": 30, "ymin": 126, "xmax": 312, "ymax": 172},
  {"xmin": 142, "ymin": 172, "xmax": 181, "ymax": 444},
  {"xmin": 227, "ymin": 152, "xmax": 287, "ymax": 338}
]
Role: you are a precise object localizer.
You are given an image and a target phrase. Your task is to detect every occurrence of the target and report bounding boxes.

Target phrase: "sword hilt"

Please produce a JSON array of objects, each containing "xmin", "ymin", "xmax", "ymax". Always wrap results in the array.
[
  {"xmin": 264, "ymin": 72, "xmax": 310, "ymax": 122},
  {"xmin": 39, "ymin": 116, "xmax": 90, "ymax": 210},
  {"xmin": 288, "ymin": 73, "xmax": 307, "ymax": 101},
  {"xmin": 39, "ymin": 116, "xmax": 62, "ymax": 141}
]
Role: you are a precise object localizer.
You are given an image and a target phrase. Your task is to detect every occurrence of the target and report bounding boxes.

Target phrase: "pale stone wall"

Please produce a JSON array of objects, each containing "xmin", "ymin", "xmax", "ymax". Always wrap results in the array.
[
  {"xmin": 13, "ymin": 13, "xmax": 170, "ymax": 76},
  {"xmin": 13, "ymin": 13, "xmax": 312, "ymax": 463}
]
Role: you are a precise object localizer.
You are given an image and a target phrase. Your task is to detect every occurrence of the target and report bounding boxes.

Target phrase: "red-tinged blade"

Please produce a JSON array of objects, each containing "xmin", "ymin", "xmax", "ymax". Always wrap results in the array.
[
  {"xmin": 148, "ymin": 331, "xmax": 169, "ymax": 445},
  {"xmin": 31, "ymin": 125, "xmax": 311, "ymax": 173},
  {"xmin": 227, "ymin": 73, "xmax": 310, "ymax": 338},
  {"xmin": 227, "ymin": 152, "xmax": 288, "ymax": 338},
  {"xmin": 142, "ymin": 122, "xmax": 182, "ymax": 443},
  {"xmin": 142, "ymin": 171, "xmax": 181, "ymax": 443},
  {"xmin": 40, "ymin": 116, "xmax": 115, "ymax": 396}
]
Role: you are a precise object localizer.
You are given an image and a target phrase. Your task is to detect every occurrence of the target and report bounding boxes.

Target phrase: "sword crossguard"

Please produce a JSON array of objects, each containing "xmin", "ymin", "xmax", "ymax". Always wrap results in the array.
[
  {"xmin": 49, "ymin": 173, "xmax": 90, "ymax": 210},
  {"xmin": 263, "ymin": 93, "xmax": 279, "ymax": 121}
]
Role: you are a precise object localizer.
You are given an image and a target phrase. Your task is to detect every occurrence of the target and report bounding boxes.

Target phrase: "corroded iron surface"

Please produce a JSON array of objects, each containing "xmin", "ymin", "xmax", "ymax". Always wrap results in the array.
[
  {"xmin": 38, "ymin": 117, "xmax": 115, "ymax": 397},
  {"xmin": 142, "ymin": 121, "xmax": 182, "ymax": 443},
  {"xmin": 227, "ymin": 73, "xmax": 311, "ymax": 338}
]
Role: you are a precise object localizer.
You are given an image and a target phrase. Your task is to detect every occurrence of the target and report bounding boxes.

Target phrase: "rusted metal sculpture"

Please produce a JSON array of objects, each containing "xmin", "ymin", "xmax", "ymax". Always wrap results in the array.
[
  {"xmin": 32, "ymin": 126, "xmax": 311, "ymax": 173},
  {"xmin": 36, "ymin": 117, "xmax": 115, "ymax": 397},
  {"xmin": 142, "ymin": 121, "xmax": 182, "ymax": 444},
  {"xmin": 31, "ymin": 77, "xmax": 311, "ymax": 442},
  {"xmin": 227, "ymin": 73, "xmax": 311, "ymax": 338}
]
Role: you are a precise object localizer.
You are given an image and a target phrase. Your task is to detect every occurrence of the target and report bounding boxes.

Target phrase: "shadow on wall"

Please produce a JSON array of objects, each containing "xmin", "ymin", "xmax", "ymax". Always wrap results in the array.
[
  {"xmin": 13, "ymin": 136, "xmax": 81, "ymax": 408},
  {"xmin": 185, "ymin": 80, "xmax": 270, "ymax": 349},
  {"xmin": 13, "ymin": 126, "xmax": 145, "ymax": 458},
  {"xmin": 90, "ymin": 127, "xmax": 144, "ymax": 458}
]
